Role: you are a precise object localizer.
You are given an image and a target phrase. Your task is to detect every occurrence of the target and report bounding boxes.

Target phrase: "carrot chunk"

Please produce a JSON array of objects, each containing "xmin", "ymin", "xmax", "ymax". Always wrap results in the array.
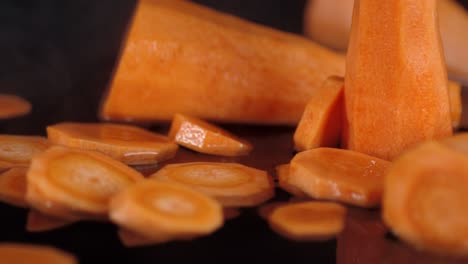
[
  {"xmin": 0, "ymin": 243, "xmax": 77, "ymax": 264},
  {"xmin": 26, "ymin": 210, "xmax": 74, "ymax": 232},
  {"xmin": 168, "ymin": 114, "xmax": 252, "ymax": 156},
  {"xmin": 0, "ymin": 168, "xmax": 28, "ymax": 208},
  {"xmin": 267, "ymin": 201, "xmax": 346, "ymax": 241},
  {"xmin": 47, "ymin": 122, "xmax": 178, "ymax": 165},
  {"xmin": 276, "ymin": 164, "xmax": 307, "ymax": 198},
  {"xmin": 26, "ymin": 146, "xmax": 144, "ymax": 220},
  {"xmin": 150, "ymin": 162, "xmax": 274, "ymax": 207},
  {"xmin": 448, "ymin": 80, "xmax": 463, "ymax": 130},
  {"xmin": 110, "ymin": 180, "xmax": 223, "ymax": 243},
  {"xmin": 293, "ymin": 76, "xmax": 344, "ymax": 151},
  {"xmin": 383, "ymin": 141, "xmax": 468, "ymax": 257},
  {"xmin": 288, "ymin": 148, "xmax": 390, "ymax": 207},
  {"xmin": 0, "ymin": 95, "xmax": 31, "ymax": 119},
  {"xmin": 0, "ymin": 135, "xmax": 49, "ymax": 170}
]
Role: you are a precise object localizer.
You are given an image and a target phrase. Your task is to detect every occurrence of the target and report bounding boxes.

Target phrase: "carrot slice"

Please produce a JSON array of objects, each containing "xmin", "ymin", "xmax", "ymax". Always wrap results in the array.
[
  {"xmin": 110, "ymin": 180, "xmax": 223, "ymax": 242},
  {"xmin": 26, "ymin": 146, "xmax": 144, "ymax": 220},
  {"xmin": 268, "ymin": 201, "xmax": 346, "ymax": 241},
  {"xmin": 26, "ymin": 210, "xmax": 74, "ymax": 232},
  {"xmin": 0, "ymin": 168, "xmax": 28, "ymax": 208},
  {"xmin": 448, "ymin": 80, "xmax": 463, "ymax": 130},
  {"xmin": 149, "ymin": 162, "xmax": 274, "ymax": 207},
  {"xmin": 383, "ymin": 141, "xmax": 468, "ymax": 257},
  {"xmin": 168, "ymin": 114, "xmax": 252, "ymax": 156},
  {"xmin": 47, "ymin": 122, "xmax": 178, "ymax": 165},
  {"xmin": 0, "ymin": 94, "xmax": 31, "ymax": 119},
  {"xmin": 0, "ymin": 135, "xmax": 49, "ymax": 170},
  {"xmin": 276, "ymin": 164, "xmax": 307, "ymax": 198},
  {"xmin": 288, "ymin": 148, "xmax": 390, "ymax": 207},
  {"xmin": 0, "ymin": 243, "xmax": 76, "ymax": 264},
  {"xmin": 293, "ymin": 76, "xmax": 344, "ymax": 151}
]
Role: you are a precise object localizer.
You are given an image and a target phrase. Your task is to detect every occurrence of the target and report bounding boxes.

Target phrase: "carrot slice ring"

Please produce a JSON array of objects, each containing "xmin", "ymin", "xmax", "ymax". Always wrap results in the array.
[
  {"xmin": 26, "ymin": 210, "xmax": 75, "ymax": 232},
  {"xmin": 0, "ymin": 94, "xmax": 31, "ymax": 119},
  {"xmin": 275, "ymin": 164, "xmax": 307, "ymax": 198},
  {"xmin": 47, "ymin": 122, "xmax": 178, "ymax": 165},
  {"xmin": 0, "ymin": 168, "xmax": 28, "ymax": 208},
  {"xmin": 150, "ymin": 162, "xmax": 274, "ymax": 207},
  {"xmin": 0, "ymin": 135, "xmax": 49, "ymax": 170},
  {"xmin": 0, "ymin": 243, "xmax": 76, "ymax": 264}
]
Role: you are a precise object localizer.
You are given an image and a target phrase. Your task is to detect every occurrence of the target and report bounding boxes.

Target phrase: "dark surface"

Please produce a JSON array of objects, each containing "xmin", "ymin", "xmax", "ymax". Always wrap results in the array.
[{"xmin": 1, "ymin": 1, "xmax": 468, "ymax": 264}]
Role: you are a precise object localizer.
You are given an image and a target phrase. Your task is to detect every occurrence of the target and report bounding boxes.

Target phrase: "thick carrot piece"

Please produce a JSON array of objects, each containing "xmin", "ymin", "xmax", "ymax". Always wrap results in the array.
[
  {"xmin": 150, "ymin": 162, "xmax": 274, "ymax": 207},
  {"xmin": 0, "ymin": 168, "xmax": 28, "ymax": 208},
  {"xmin": 293, "ymin": 76, "xmax": 344, "ymax": 151},
  {"xmin": 110, "ymin": 180, "xmax": 223, "ymax": 243},
  {"xmin": 168, "ymin": 114, "xmax": 252, "ymax": 156},
  {"xmin": 288, "ymin": 148, "xmax": 390, "ymax": 207},
  {"xmin": 0, "ymin": 135, "xmax": 49, "ymax": 170},
  {"xmin": 448, "ymin": 80, "xmax": 462, "ymax": 130},
  {"xmin": 343, "ymin": 0, "xmax": 452, "ymax": 160},
  {"xmin": 0, "ymin": 94, "xmax": 31, "ymax": 119},
  {"xmin": 0, "ymin": 243, "xmax": 77, "ymax": 264},
  {"xmin": 383, "ymin": 141, "xmax": 468, "ymax": 257},
  {"xmin": 100, "ymin": 0, "xmax": 345, "ymax": 125},
  {"xmin": 26, "ymin": 146, "xmax": 144, "ymax": 220},
  {"xmin": 275, "ymin": 164, "xmax": 307, "ymax": 198},
  {"xmin": 26, "ymin": 210, "xmax": 74, "ymax": 232},
  {"xmin": 268, "ymin": 201, "xmax": 346, "ymax": 241},
  {"xmin": 47, "ymin": 122, "xmax": 178, "ymax": 165}
]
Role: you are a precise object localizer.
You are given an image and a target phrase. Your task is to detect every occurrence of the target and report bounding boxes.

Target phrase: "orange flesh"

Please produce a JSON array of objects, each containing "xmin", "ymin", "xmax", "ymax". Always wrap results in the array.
[
  {"xmin": 289, "ymin": 148, "xmax": 390, "ymax": 207},
  {"xmin": 26, "ymin": 210, "xmax": 74, "ymax": 232},
  {"xmin": 168, "ymin": 114, "xmax": 252, "ymax": 156},
  {"xmin": 0, "ymin": 243, "xmax": 77, "ymax": 264},
  {"xmin": 47, "ymin": 122, "xmax": 178, "ymax": 165},
  {"xmin": 0, "ymin": 168, "xmax": 28, "ymax": 208},
  {"xmin": 150, "ymin": 162, "xmax": 274, "ymax": 207},
  {"xmin": 440, "ymin": 132, "xmax": 468, "ymax": 155},
  {"xmin": 100, "ymin": 0, "xmax": 344, "ymax": 125},
  {"xmin": 0, "ymin": 95, "xmax": 31, "ymax": 119},
  {"xmin": 0, "ymin": 135, "xmax": 49, "ymax": 170},
  {"xmin": 275, "ymin": 164, "xmax": 307, "ymax": 198},
  {"xmin": 448, "ymin": 80, "xmax": 462, "ymax": 130},
  {"xmin": 293, "ymin": 76, "xmax": 344, "ymax": 151},
  {"xmin": 343, "ymin": 0, "xmax": 452, "ymax": 160}
]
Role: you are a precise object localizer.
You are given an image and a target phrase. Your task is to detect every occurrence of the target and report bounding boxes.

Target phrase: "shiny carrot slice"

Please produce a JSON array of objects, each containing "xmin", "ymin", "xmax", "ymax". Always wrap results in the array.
[
  {"xmin": 383, "ymin": 141, "xmax": 468, "ymax": 257},
  {"xmin": 149, "ymin": 162, "xmax": 274, "ymax": 207},
  {"xmin": 268, "ymin": 201, "xmax": 346, "ymax": 241},
  {"xmin": 0, "ymin": 135, "xmax": 49, "ymax": 170},
  {"xmin": 26, "ymin": 210, "xmax": 74, "ymax": 232},
  {"xmin": 0, "ymin": 168, "xmax": 28, "ymax": 208},
  {"xmin": 26, "ymin": 146, "xmax": 144, "ymax": 220},
  {"xmin": 47, "ymin": 122, "xmax": 178, "ymax": 165},
  {"xmin": 293, "ymin": 76, "xmax": 344, "ymax": 151},
  {"xmin": 289, "ymin": 148, "xmax": 390, "ymax": 207},
  {"xmin": 0, "ymin": 94, "xmax": 31, "ymax": 119},
  {"xmin": 110, "ymin": 180, "xmax": 223, "ymax": 242},
  {"xmin": 276, "ymin": 164, "xmax": 307, "ymax": 198},
  {"xmin": 168, "ymin": 114, "xmax": 252, "ymax": 156},
  {"xmin": 0, "ymin": 243, "xmax": 77, "ymax": 264},
  {"xmin": 448, "ymin": 80, "xmax": 462, "ymax": 130}
]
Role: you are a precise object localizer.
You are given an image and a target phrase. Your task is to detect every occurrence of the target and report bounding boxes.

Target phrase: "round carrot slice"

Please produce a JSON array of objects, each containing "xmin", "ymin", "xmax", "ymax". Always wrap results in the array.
[
  {"xmin": 275, "ymin": 164, "xmax": 307, "ymax": 198},
  {"xmin": 0, "ymin": 135, "xmax": 49, "ymax": 170},
  {"xmin": 268, "ymin": 201, "xmax": 346, "ymax": 241},
  {"xmin": 26, "ymin": 146, "xmax": 144, "ymax": 220},
  {"xmin": 0, "ymin": 168, "xmax": 28, "ymax": 208},
  {"xmin": 0, "ymin": 94, "xmax": 31, "ymax": 119},
  {"xmin": 149, "ymin": 162, "xmax": 274, "ymax": 207},
  {"xmin": 0, "ymin": 243, "xmax": 76, "ymax": 264},
  {"xmin": 47, "ymin": 122, "xmax": 178, "ymax": 165},
  {"xmin": 110, "ymin": 180, "xmax": 223, "ymax": 241}
]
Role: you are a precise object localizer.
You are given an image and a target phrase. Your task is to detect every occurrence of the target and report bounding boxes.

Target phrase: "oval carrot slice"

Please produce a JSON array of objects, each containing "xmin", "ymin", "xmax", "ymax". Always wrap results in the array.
[
  {"xmin": 26, "ymin": 146, "xmax": 144, "ymax": 220},
  {"xmin": 110, "ymin": 180, "xmax": 223, "ymax": 242},
  {"xmin": 0, "ymin": 168, "xmax": 28, "ymax": 208},
  {"xmin": 268, "ymin": 201, "xmax": 346, "ymax": 241},
  {"xmin": 0, "ymin": 243, "xmax": 76, "ymax": 264},
  {"xmin": 0, "ymin": 135, "xmax": 49, "ymax": 170},
  {"xmin": 168, "ymin": 114, "xmax": 252, "ymax": 156},
  {"xmin": 383, "ymin": 141, "xmax": 468, "ymax": 257},
  {"xmin": 276, "ymin": 164, "xmax": 307, "ymax": 198},
  {"xmin": 26, "ymin": 210, "xmax": 75, "ymax": 232},
  {"xmin": 149, "ymin": 162, "xmax": 274, "ymax": 207},
  {"xmin": 288, "ymin": 148, "xmax": 390, "ymax": 207},
  {"xmin": 47, "ymin": 122, "xmax": 178, "ymax": 165},
  {"xmin": 0, "ymin": 94, "xmax": 31, "ymax": 119}
]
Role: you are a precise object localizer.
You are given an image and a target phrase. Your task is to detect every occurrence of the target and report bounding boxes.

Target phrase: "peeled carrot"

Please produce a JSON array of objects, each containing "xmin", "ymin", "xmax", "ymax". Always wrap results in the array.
[
  {"xmin": 448, "ymin": 80, "xmax": 462, "ymax": 130},
  {"xmin": 268, "ymin": 201, "xmax": 346, "ymax": 241},
  {"xmin": 26, "ymin": 210, "xmax": 74, "ymax": 232},
  {"xmin": 0, "ymin": 135, "xmax": 49, "ymax": 170},
  {"xmin": 47, "ymin": 122, "xmax": 178, "ymax": 165},
  {"xmin": 383, "ymin": 141, "xmax": 468, "ymax": 257},
  {"xmin": 275, "ymin": 164, "xmax": 307, "ymax": 198},
  {"xmin": 168, "ymin": 114, "xmax": 252, "ymax": 156},
  {"xmin": 110, "ymin": 180, "xmax": 223, "ymax": 243},
  {"xmin": 288, "ymin": 148, "xmax": 390, "ymax": 207},
  {"xmin": 0, "ymin": 243, "xmax": 77, "ymax": 264},
  {"xmin": 0, "ymin": 95, "xmax": 31, "ymax": 119},
  {"xmin": 293, "ymin": 76, "xmax": 344, "ymax": 151},
  {"xmin": 26, "ymin": 146, "xmax": 144, "ymax": 220},
  {"xmin": 0, "ymin": 168, "xmax": 28, "ymax": 208},
  {"xmin": 343, "ymin": 0, "xmax": 452, "ymax": 160},
  {"xmin": 100, "ymin": 0, "xmax": 345, "ymax": 125},
  {"xmin": 150, "ymin": 162, "xmax": 274, "ymax": 207}
]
